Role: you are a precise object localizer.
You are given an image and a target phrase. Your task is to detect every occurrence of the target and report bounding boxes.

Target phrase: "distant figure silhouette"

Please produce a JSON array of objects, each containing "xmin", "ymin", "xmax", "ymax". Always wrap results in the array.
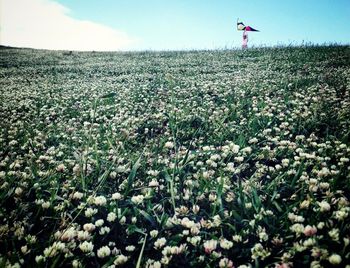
[{"xmin": 242, "ymin": 30, "xmax": 248, "ymax": 49}]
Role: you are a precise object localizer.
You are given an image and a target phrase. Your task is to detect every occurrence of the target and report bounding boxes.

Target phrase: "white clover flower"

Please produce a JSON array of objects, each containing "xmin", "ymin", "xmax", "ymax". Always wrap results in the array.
[
  {"xmin": 72, "ymin": 164, "xmax": 81, "ymax": 175},
  {"xmin": 303, "ymin": 225, "xmax": 317, "ymax": 236},
  {"xmin": 15, "ymin": 187, "xmax": 23, "ymax": 196},
  {"xmin": 219, "ymin": 258, "xmax": 234, "ymax": 268},
  {"xmin": 111, "ymin": 192, "xmax": 122, "ymax": 200},
  {"xmin": 328, "ymin": 228, "xmax": 339, "ymax": 241},
  {"xmin": 245, "ymin": 202, "xmax": 252, "ymax": 209},
  {"xmin": 131, "ymin": 217, "xmax": 137, "ymax": 223},
  {"xmin": 234, "ymin": 156, "xmax": 244, "ymax": 163},
  {"xmin": 56, "ymin": 164, "xmax": 66, "ymax": 172},
  {"xmin": 328, "ymin": 254, "xmax": 342, "ymax": 265},
  {"xmin": 248, "ymin": 138, "xmax": 258, "ymax": 144},
  {"xmin": 333, "ymin": 209, "xmax": 348, "ymax": 221},
  {"xmin": 213, "ymin": 215, "xmax": 221, "ymax": 227},
  {"xmin": 26, "ymin": 234, "xmax": 37, "ymax": 244},
  {"xmin": 232, "ymin": 235, "xmax": 242, "ymax": 242},
  {"xmin": 318, "ymin": 167, "xmax": 330, "ymax": 177},
  {"xmin": 164, "ymin": 141, "xmax": 174, "ymax": 149},
  {"xmin": 97, "ymin": 246, "xmax": 111, "ymax": 258},
  {"xmin": 125, "ymin": 245, "xmax": 135, "ymax": 252},
  {"xmin": 73, "ymin": 192, "xmax": 84, "ymax": 200},
  {"xmin": 209, "ymin": 193, "xmax": 217, "ymax": 202},
  {"xmin": 94, "ymin": 196, "xmax": 107, "ymax": 206},
  {"xmin": 114, "ymin": 254, "xmax": 128, "ymax": 265},
  {"xmin": 251, "ymin": 243, "xmax": 270, "ymax": 260},
  {"xmin": 79, "ymin": 241, "xmax": 94, "ymax": 253},
  {"xmin": 169, "ymin": 244, "xmax": 187, "ymax": 255},
  {"xmin": 202, "ymin": 146, "xmax": 211, "ymax": 151},
  {"xmin": 21, "ymin": 245, "xmax": 28, "ymax": 254},
  {"xmin": 154, "ymin": 237, "xmax": 167, "ymax": 249},
  {"xmin": 190, "ymin": 225, "xmax": 200, "ymax": 235},
  {"xmin": 0, "ymin": 171, "xmax": 6, "ymax": 179},
  {"xmin": 317, "ymin": 222, "xmax": 325, "ymax": 229},
  {"xmin": 192, "ymin": 205, "xmax": 200, "ymax": 214},
  {"xmin": 225, "ymin": 162, "xmax": 235, "ymax": 173},
  {"xmin": 281, "ymin": 159, "xmax": 290, "ymax": 167},
  {"xmin": 339, "ymin": 143, "xmax": 347, "ymax": 149},
  {"xmin": 117, "ymin": 165, "xmax": 127, "ymax": 173},
  {"xmin": 318, "ymin": 200, "xmax": 331, "ymax": 212},
  {"xmin": 338, "ymin": 197, "xmax": 349, "ymax": 207},
  {"xmin": 182, "ymin": 230, "xmax": 189, "ymax": 237},
  {"xmin": 95, "ymin": 219, "xmax": 104, "ymax": 227},
  {"xmin": 150, "ymin": 230, "xmax": 158, "ymax": 238},
  {"xmin": 196, "ymin": 161, "xmax": 204, "ymax": 167},
  {"xmin": 288, "ymin": 213, "xmax": 305, "ymax": 223},
  {"xmin": 149, "ymin": 179, "xmax": 159, "ymax": 187},
  {"xmin": 210, "ymin": 154, "xmax": 221, "ymax": 161},
  {"xmin": 187, "ymin": 236, "xmax": 201, "ymax": 246},
  {"xmin": 99, "ymin": 226, "xmax": 110, "ymax": 235},
  {"xmin": 72, "ymin": 260, "xmax": 82, "ymax": 268},
  {"xmin": 35, "ymin": 255, "xmax": 45, "ymax": 263},
  {"xmin": 258, "ymin": 229, "xmax": 268, "ymax": 242},
  {"xmin": 220, "ymin": 238, "xmax": 233, "ymax": 250},
  {"xmin": 203, "ymin": 239, "xmax": 217, "ymax": 254},
  {"xmin": 319, "ymin": 182, "xmax": 330, "ymax": 190},
  {"xmin": 77, "ymin": 230, "xmax": 92, "ymax": 241},
  {"xmin": 296, "ymin": 135, "xmax": 305, "ymax": 141},
  {"xmin": 119, "ymin": 216, "xmax": 126, "ymax": 224},
  {"xmin": 242, "ymin": 147, "xmax": 252, "ymax": 154},
  {"xmin": 35, "ymin": 199, "xmax": 44, "ymax": 207},
  {"xmin": 340, "ymin": 157, "xmax": 349, "ymax": 163},
  {"xmin": 43, "ymin": 241, "xmax": 65, "ymax": 257},
  {"xmin": 202, "ymin": 171, "xmax": 210, "ymax": 179},
  {"xmin": 230, "ymin": 144, "xmax": 240, "ymax": 153},
  {"xmin": 87, "ymin": 196, "xmax": 95, "ymax": 204},
  {"xmin": 60, "ymin": 227, "xmax": 76, "ymax": 241},
  {"xmin": 42, "ymin": 201, "xmax": 51, "ymax": 209},
  {"xmin": 83, "ymin": 223, "xmax": 96, "ymax": 232},
  {"xmin": 181, "ymin": 217, "xmax": 195, "ymax": 229},
  {"xmin": 147, "ymin": 170, "xmax": 160, "ymax": 176},
  {"xmin": 290, "ymin": 223, "xmax": 305, "ymax": 235},
  {"xmin": 303, "ymin": 238, "xmax": 316, "ymax": 247},
  {"xmin": 131, "ymin": 195, "xmax": 144, "ymax": 205},
  {"xmin": 307, "ymin": 171, "xmax": 319, "ymax": 182},
  {"xmin": 149, "ymin": 261, "xmax": 161, "ymax": 268},
  {"xmin": 109, "ymin": 171, "xmax": 117, "ymax": 179},
  {"xmin": 107, "ymin": 212, "xmax": 117, "ymax": 222},
  {"xmin": 275, "ymin": 164, "xmax": 282, "ymax": 171},
  {"xmin": 85, "ymin": 208, "xmax": 98, "ymax": 217}
]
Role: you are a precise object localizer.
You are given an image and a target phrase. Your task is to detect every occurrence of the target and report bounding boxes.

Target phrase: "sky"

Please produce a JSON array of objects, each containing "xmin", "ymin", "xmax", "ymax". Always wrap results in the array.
[{"xmin": 1, "ymin": 0, "xmax": 349, "ymax": 51}]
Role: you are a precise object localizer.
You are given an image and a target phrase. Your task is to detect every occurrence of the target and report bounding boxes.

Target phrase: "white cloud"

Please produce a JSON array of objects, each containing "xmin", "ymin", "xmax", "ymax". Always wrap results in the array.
[{"xmin": 0, "ymin": 0, "xmax": 137, "ymax": 51}]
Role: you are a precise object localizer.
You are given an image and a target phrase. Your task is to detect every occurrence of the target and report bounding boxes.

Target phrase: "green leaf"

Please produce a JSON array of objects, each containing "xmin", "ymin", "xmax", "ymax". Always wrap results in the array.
[
  {"xmin": 273, "ymin": 201, "xmax": 283, "ymax": 212},
  {"xmin": 124, "ymin": 156, "xmax": 142, "ymax": 196},
  {"xmin": 139, "ymin": 210, "xmax": 157, "ymax": 227},
  {"xmin": 291, "ymin": 161, "xmax": 304, "ymax": 187},
  {"xmin": 252, "ymin": 188, "xmax": 261, "ymax": 212},
  {"xmin": 100, "ymin": 92, "xmax": 117, "ymax": 98},
  {"xmin": 164, "ymin": 170, "xmax": 176, "ymax": 214},
  {"xmin": 231, "ymin": 209, "xmax": 242, "ymax": 221},
  {"xmin": 136, "ymin": 234, "xmax": 148, "ymax": 268}
]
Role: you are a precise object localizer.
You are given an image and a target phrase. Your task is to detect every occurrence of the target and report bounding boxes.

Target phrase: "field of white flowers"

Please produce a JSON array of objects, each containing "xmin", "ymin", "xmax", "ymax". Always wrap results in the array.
[{"xmin": 0, "ymin": 45, "xmax": 350, "ymax": 268}]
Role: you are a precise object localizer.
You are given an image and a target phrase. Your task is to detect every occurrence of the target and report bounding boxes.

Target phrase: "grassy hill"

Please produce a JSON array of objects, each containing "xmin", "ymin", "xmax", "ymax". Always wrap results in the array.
[{"xmin": 0, "ymin": 46, "xmax": 350, "ymax": 267}]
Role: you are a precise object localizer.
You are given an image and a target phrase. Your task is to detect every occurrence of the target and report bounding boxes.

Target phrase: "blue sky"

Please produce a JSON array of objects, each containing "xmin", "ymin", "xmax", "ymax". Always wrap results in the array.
[{"xmin": 1, "ymin": 0, "xmax": 349, "ymax": 51}]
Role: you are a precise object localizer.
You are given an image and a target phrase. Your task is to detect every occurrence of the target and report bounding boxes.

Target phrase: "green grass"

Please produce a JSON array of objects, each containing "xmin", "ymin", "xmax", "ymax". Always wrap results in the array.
[{"xmin": 0, "ymin": 45, "xmax": 349, "ymax": 267}]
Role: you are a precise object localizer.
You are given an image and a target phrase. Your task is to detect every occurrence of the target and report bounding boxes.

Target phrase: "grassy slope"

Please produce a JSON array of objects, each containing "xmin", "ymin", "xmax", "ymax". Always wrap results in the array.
[{"xmin": 0, "ymin": 46, "xmax": 350, "ymax": 267}]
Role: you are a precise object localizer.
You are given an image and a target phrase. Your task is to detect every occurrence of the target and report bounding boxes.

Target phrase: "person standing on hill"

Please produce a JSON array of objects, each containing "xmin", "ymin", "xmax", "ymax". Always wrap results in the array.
[
  {"xmin": 237, "ymin": 19, "xmax": 258, "ymax": 48},
  {"xmin": 242, "ymin": 30, "xmax": 248, "ymax": 49}
]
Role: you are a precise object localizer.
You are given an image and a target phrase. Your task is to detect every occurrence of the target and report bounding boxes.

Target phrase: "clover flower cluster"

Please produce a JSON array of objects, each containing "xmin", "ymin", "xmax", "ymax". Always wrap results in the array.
[{"xmin": 0, "ymin": 46, "xmax": 349, "ymax": 267}]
